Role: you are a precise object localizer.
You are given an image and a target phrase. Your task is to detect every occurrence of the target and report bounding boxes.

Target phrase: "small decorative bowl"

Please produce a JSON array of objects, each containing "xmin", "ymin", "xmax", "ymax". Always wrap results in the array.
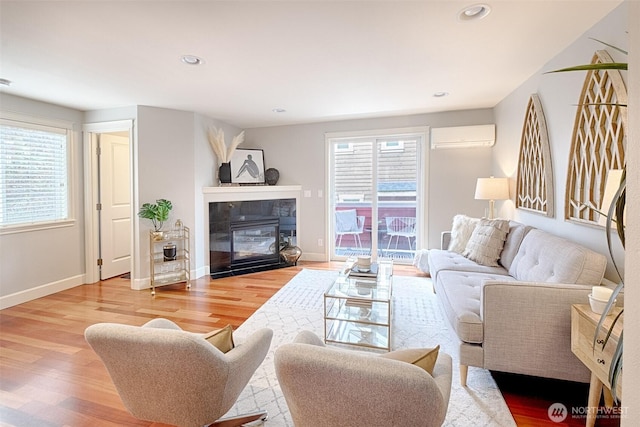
[{"xmin": 588, "ymin": 294, "xmax": 616, "ymax": 315}]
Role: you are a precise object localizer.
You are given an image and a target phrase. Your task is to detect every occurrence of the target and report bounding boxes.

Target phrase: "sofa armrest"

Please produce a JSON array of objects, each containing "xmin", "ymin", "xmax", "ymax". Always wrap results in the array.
[
  {"xmin": 441, "ymin": 231, "xmax": 451, "ymax": 250},
  {"xmin": 480, "ymin": 280, "xmax": 592, "ymax": 382}
]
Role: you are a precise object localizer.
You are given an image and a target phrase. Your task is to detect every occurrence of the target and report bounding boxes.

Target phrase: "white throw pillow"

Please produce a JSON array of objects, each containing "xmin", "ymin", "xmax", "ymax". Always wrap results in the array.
[
  {"xmin": 448, "ymin": 215, "xmax": 480, "ymax": 254},
  {"xmin": 463, "ymin": 219, "xmax": 510, "ymax": 266}
]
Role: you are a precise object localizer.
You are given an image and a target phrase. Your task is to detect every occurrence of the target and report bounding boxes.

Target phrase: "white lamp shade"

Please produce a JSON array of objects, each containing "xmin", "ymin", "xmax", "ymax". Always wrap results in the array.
[{"xmin": 475, "ymin": 177, "xmax": 509, "ymax": 200}]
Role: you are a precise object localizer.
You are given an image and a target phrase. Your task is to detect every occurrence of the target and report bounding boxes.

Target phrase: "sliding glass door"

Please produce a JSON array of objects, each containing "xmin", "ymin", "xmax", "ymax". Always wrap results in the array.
[{"xmin": 328, "ymin": 129, "xmax": 425, "ymax": 264}]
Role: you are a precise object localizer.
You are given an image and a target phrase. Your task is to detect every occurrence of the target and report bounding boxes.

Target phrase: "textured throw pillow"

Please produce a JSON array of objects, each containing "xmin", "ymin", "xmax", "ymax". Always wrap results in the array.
[
  {"xmin": 462, "ymin": 219, "xmax": 510, "ymax": 266},
  {"xmin": 448, "ymin": 215, "xmax": 480, "ymax": 253},
  {"xmin": 379, "ymin": 345, "xmax": 440, "ymax": 375},
  {"xmin": 203, "ymin": 325, "xmax": 235, "ymax": 353}
]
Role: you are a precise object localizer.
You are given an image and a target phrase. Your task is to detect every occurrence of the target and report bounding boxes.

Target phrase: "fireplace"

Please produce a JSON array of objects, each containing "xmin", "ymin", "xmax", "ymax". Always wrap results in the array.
[
  {"xmin": 209, "ymin": 198, "xmax": 297, "ymax": 278},
  {"xmin": 230, "ymin": 217, "xmax": 280, "ymax": 268}
]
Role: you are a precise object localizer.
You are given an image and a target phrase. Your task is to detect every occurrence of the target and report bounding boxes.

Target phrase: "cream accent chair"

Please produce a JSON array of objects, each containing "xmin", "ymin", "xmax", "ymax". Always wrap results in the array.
[
  {"xmin": 274, "ymin": 331, "xmax": 452, "ymax": 427},
  {"xmin": 85, "ymin": 318, "xmax": 273, "ymax": 427}
]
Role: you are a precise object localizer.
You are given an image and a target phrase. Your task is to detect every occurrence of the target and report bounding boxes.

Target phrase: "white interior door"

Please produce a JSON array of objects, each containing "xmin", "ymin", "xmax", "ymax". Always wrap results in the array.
[{"xmin": 99, "ymin": 133, "xmax": 131, "ymax": 279}]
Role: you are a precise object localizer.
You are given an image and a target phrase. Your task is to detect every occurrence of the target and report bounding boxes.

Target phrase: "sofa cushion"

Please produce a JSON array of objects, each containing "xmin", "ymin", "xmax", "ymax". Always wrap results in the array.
[
  {"xmin": 463, "ymin": 219, "xmax": 510, "ymax": 266},
  {"xmin": 428, "ymin": 249, "xmax": 509, "ymax": 282},
  {"xmin": 448, "ymin": 214, "xmax": 480, "ymax": 254},
  {"xmin": 499, "ymin": 221, "xmax": 533, "ymax": 271},
  {"xmin": 434, "ymin": 270, "xmax": 517, "ymax": 344},
  {"xmin": 509, "ymin": 229, "xmax": 606, "ymax": 285}
]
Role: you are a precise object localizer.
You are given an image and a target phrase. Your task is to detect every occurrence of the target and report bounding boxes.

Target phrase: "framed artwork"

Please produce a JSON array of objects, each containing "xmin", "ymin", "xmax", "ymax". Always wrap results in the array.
[
  {"xmin": 564, "ymin": 50, "xmax": 627, "ymax": 225},
  {"xmin": 516, "ymin": 94, "xmax": 554, "ymax": 217},
  {"xmin": 230, "ymin": 149, "xmax": 265, "ymax": 184}
]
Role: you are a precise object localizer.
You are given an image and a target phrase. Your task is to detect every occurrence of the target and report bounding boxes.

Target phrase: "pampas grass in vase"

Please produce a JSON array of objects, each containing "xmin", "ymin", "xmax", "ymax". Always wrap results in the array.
[{"xmin": 208, "ymin": 127, "xmax": 244, "ymax": 183}]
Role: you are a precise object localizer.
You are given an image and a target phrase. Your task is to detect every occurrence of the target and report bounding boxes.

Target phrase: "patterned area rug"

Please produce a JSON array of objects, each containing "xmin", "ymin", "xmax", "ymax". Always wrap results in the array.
[{"xmin": 226, "ymin": 268, "xmax": 516, "ymax": 426}]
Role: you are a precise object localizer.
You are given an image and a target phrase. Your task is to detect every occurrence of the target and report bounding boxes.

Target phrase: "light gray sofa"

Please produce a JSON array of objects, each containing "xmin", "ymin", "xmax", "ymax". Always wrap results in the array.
[{"xmin": 428, "ymin": 220, "xmax": 608, "ymax": 386}]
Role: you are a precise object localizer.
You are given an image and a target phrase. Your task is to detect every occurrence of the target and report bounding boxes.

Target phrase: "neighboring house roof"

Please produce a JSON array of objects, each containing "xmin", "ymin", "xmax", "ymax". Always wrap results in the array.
[{"xmin": 378, "ymin": 181, "xmax": 416, "ymax": 192}]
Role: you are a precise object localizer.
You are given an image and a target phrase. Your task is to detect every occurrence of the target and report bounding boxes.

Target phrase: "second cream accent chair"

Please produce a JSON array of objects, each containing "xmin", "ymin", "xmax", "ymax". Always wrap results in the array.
[{"xmin": 274, "ymin": 330, "xmax": 452, "ymax": 427}]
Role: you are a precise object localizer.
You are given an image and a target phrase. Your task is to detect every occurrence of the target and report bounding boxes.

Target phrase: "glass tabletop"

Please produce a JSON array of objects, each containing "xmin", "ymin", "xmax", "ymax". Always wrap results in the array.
[{"xmin": 325, "ymin": 258, "xmax": 393, "ymax": 302}]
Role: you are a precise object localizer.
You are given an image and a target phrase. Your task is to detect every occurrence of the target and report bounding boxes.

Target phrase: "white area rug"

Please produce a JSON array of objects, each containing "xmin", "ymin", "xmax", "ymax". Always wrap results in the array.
[{"xmin": 227, "ymin": 268, "xmax": 516, "ymax": 426}]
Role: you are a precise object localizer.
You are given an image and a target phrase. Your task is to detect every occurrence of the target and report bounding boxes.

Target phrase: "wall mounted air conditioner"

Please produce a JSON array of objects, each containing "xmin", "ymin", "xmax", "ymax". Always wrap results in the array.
[{"xmin": 430, "ymin": 124, "xmax": 496, "ymax": 149}]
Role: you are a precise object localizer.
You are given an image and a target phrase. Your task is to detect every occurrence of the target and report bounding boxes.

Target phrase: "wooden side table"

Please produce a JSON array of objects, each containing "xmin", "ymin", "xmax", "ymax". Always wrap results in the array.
[{"xmin": 571, "ymin": 304, "xmax": 623, "ymax": 427}]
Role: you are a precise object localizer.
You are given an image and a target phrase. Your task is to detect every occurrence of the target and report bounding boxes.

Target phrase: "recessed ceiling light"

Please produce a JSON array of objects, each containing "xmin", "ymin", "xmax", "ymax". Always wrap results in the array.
[
  {"xmin": 433, "ymin": 92, "xmax": 449, "ymax": 98},
  {"xmin": 0, "ymin": 78, "xmax": 11, "ymax": 87},
  {"xmin": 180, "ymin": 55, "xmax": 204, "ymax": 66},
  {"xmin": 458, "ymin": 4, "xmax": 491, "ymax": 21},
  {"xmin": 272, "ymin": 108, "xmax": 287, "ymax": 113}
]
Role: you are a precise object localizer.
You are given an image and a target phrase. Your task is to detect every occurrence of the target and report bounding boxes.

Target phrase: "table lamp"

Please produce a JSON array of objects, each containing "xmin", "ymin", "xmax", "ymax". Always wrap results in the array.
[{"xmin": 475, "ymin": 177, "xmax": 509, "ymax": 219}]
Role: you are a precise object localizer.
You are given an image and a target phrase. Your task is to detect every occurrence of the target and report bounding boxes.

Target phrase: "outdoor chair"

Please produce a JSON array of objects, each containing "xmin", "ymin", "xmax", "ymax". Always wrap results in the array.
[
  {"xmin": 335, "ymin": 209, "xmax": 365, "ymax": 249},
  {"xmin": 385, "ymin": 216, "xmax": 416, "ymax": 250}
]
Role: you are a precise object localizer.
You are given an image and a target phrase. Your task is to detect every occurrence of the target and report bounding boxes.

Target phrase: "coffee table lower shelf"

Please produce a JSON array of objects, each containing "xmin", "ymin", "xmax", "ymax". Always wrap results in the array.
[{"xmin": 325, "ymin": 317, "xmax": 390, "ymax": 350}]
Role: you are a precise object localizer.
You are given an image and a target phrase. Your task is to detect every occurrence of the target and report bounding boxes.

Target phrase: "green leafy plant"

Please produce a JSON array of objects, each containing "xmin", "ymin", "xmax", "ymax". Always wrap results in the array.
[
  {"xmin": 549, "ymin": 38, "xmax": 627, "ymax": 401},
  {"xmin": 138, "ymin": 199, "xmax": 172, "ymax": 231}
]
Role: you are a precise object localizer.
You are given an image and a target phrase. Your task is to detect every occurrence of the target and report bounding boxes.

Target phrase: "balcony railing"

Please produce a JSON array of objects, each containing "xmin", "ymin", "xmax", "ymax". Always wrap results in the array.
[{"xmin": 335, "ymin": 202, "xmax": 417, "ymax": 262}]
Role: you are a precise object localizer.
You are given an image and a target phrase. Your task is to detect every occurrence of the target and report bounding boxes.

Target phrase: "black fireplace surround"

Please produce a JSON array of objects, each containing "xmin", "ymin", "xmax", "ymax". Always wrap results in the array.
[{"xmin": 209, "ymin": 199, "xmax": 297, "ymax": 278}]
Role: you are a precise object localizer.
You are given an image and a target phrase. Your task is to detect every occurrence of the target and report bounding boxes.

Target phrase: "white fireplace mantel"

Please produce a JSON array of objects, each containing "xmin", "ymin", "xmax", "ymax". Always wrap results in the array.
[{"xmin": 203, "ymin": 185, "xmax": 302, "ymax": 203}]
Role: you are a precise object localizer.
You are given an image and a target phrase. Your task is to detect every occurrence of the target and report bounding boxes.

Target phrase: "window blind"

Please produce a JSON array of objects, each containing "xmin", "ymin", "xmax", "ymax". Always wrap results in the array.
[{"xmin": 0, "ymin": 120, "xmax": 70, "ymax": 227}]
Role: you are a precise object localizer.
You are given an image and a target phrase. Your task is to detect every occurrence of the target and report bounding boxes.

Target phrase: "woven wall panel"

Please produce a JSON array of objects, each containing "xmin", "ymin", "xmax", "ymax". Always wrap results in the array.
[
  {"xmin": 565, "ymin": 50, "xmax": 627, "ymax": 225},
  {"xmin": 516, "ymin": 94, "xmax": 554, "ymax": 216}
]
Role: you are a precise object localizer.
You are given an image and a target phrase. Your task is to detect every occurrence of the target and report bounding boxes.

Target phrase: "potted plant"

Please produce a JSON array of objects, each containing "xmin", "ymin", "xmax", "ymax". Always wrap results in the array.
[
  {"xmin": 138, "ymin": 199, "xmax": 173, "ymax": 240},
  {"xmin": 549, "ymin": 38, "xmax": 627, "ymax": 400}
]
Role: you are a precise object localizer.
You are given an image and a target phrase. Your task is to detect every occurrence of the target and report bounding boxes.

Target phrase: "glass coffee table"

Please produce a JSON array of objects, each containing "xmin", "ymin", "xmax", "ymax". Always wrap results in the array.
[{"xmin": 323, "ymin": 259, "xmax": 393, "ymax": 351}]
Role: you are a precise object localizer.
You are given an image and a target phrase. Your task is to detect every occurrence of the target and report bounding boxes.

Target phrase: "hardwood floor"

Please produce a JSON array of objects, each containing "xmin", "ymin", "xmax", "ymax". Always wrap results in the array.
[{"xmin": 0, "ymin": 262, "xmax": 617, "ymax": 426}]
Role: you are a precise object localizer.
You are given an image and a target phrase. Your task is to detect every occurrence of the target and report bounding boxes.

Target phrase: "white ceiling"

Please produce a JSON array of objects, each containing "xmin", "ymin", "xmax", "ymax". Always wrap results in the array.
[{"xmin": 0, "ymin": 1, "xmax": 623, "ymax": 129}]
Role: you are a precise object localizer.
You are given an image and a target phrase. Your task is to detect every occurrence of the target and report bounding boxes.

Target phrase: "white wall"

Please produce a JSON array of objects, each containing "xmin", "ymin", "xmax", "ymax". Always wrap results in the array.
[
  {"xmin": 493, "ymin": 3, "xmax": 628, "ymax": 281},
  {"xmin": 622, "ymin": 0, "xmax": 639, "ymax": 423},
  {"xmin": 134, "ymin": 106, "xmax": 197, "ymax": 286},
  {"xmin": 0, "ymin": 94, "xmax": 86, "ymax": 305},
  {"xmin": 193, "ymin": 114, "xmax": 242, "ymax": 276},
  {"xmin": 0, "ymin": 98, "xmax": 242, "ymax": 303},
  {"xmin": 85, "ymin": 107, "xmax": 241, "ymax": 286},
  {"xmin": 245, "ymin": 109, "xmax": 495, "ymax": 258},
  {"xmin": 494, "ymin": 2, "xmax": 639, "ymax": 422}
]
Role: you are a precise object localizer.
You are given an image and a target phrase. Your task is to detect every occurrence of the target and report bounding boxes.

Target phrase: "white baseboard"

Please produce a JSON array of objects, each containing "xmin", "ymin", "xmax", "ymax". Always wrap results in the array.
[
  {"xmin": 300, "ymin": 252, "xmax": 327, "ymax": 262},
  {"xmin": 132, "ymin": 277, "xmax": 150, "ymax": 291},
  {"xmin": 194, "ymin": 265, "xmax": 208, "ymax": 280},
  {"xmin": 0, "ymin": 274, "xmax": 85, "ymax": 310}
]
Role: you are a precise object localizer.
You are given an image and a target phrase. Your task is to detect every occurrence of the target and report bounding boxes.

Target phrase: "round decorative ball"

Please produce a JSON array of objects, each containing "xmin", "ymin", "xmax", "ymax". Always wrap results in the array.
[{"xmin": 265, "ymin": 168, "xmax": 280, "ymax": 185}]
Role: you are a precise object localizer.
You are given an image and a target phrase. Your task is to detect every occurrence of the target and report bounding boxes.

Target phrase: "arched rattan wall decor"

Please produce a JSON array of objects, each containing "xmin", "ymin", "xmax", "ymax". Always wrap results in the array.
[
  {"xmin": 516, "ymin": 94, "xmax": 554, "ymax": 216},
  {"xmin": 565, "ymin": 50, "xmax": 627, "ymax": 225}
]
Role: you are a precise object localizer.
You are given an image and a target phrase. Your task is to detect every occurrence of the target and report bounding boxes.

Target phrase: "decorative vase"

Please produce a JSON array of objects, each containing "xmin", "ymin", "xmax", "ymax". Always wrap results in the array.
[
  {"xmin": 163, "ymin": 243, "xmax": 177, "ymax": 261},
  {"xmin": 218, "ymin": 162, "xmax": 232, "ymax": 184},
  {"xmin": 265, "ymin": 168, "xmax": 280, "ymax": 185},
  {"xmin": 280, "ymin": 236, "xmax": 302, "ymax": 265}
]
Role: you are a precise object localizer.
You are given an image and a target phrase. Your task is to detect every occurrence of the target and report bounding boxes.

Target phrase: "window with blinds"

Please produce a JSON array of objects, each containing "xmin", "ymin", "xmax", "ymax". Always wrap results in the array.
[{"xmin": 0, "ymin": 117, "xmax": 71, "ymax": 229}]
